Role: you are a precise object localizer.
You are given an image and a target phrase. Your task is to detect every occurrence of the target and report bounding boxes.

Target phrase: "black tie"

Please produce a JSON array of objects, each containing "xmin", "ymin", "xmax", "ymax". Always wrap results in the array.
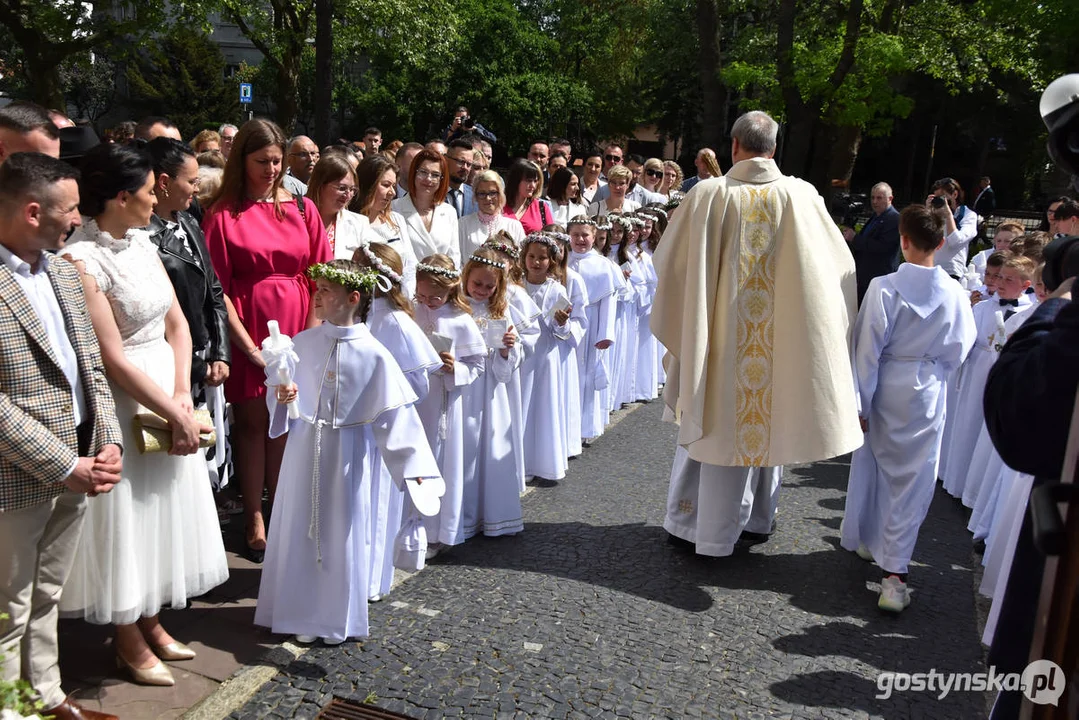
[
  {"xmin": 450, "ymin": 189, "xmax": 463, "ymax": 217},
  {"xmin": 998, "ymin": 298, "xmax": 1019, "ymax": 307}
]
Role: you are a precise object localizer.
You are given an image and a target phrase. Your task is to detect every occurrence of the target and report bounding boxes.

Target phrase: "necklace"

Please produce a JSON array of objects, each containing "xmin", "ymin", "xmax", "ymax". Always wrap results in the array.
[{"xmin": 478, "ymin": 211, "xmax": 500, "ymax": 229}]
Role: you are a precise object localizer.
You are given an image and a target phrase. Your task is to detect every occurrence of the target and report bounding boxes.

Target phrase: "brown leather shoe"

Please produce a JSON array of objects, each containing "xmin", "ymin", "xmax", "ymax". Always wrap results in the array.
[{"xmin": 43, "ymin": 697, "xmax": 119, "ymax": 720}]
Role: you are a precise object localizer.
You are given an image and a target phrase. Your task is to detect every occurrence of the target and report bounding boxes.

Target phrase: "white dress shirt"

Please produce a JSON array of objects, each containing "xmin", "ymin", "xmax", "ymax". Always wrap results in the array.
[{"xmin": 0, "ymin": 244, "xmax": 88, "ymax": 438}]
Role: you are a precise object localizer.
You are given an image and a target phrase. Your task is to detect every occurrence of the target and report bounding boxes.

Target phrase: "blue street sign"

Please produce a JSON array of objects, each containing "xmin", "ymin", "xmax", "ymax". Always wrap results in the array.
[{"xmin": 240, "ymin": 83, "xmax": 253, "ymax": 104}]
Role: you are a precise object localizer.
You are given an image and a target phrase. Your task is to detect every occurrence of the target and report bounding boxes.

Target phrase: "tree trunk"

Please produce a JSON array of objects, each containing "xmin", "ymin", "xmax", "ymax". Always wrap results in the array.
[
  {"xmin": 696, "ymin": 0, "xmax": 726, "ymax": 152},
  {"xmin": 276, "ymin": 51, "xmax": 300, "ymax": 136},
  {"xmin": 312, "ymin": 0, "xmax": 333, "ymax": 147},
  {"xmin": 25, "ymin": 52, "xmax": 66, "ymax": 110},
  {"xmin": 780, "ymin": 113, "xmax": 816, "ymax": 180}
]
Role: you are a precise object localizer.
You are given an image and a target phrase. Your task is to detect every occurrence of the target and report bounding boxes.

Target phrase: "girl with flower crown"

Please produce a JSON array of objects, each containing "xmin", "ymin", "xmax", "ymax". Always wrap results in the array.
[
  {"xmin": 628, "ymin": 214, "xmax": 660, "ymax": 401},
  {"xmin": 458, "ymin": 248, "xmax": 525, "ymax": 539},
  {"xmin": 567, "ymin": 215, "xmax": 619, "ymax": 444},
  {"xmin": 255, "ymin": 260, "xmax": 442, "ymax": 646},
  {"xmin": 351, "ymin": 242, "xmax": 442, "ymax": 600},
  {"xmin": 603, "ymin": 213, "xmax": 641, "ymax": 411},
  {"xmin": 412, "ymin": 255, "xmax": 488, "ymax": 555},
  {"xmin": 519, "ymin": 232, "xmax": 578, "ymax": 483},
  {"xmin": 480, "ymin": 231, "xmax": 542, "ymax": 492}
]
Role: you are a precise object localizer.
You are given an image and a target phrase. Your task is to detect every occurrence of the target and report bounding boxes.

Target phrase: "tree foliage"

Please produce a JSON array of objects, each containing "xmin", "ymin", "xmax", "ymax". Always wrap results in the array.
[{"xmin": 126, "ymin": 27, "xmax": 240, "ymax": 137}]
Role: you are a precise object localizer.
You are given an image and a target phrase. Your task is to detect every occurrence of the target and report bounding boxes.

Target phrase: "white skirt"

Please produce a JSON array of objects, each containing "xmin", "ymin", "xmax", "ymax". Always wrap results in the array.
[{"xmin": 60, "ymin": 338, "xmax": 229, "ymax": 625}]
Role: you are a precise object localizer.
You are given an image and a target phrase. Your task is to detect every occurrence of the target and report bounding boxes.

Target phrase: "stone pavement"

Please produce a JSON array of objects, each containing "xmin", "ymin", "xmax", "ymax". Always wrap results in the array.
[{"xmin": 228, "ymin": 401, "xmax": 989, "ymax": 720}]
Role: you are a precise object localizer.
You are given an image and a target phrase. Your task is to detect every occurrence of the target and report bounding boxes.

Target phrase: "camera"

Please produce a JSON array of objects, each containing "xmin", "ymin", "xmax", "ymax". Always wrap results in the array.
[
  {"xmin": 930, "ymin": 195, "xmax": 948, "ymax": 209},
  {"xmin": 462, "ymin": 116, "xmax": 476, "ymax": 129}
]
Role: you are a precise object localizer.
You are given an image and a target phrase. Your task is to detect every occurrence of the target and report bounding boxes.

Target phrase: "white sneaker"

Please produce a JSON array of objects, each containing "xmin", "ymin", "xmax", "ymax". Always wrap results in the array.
[
  {"xmin": 322, "ymin": 637, "xmax": 345, "ymax": 646},
  {"xmin": 425, "ymin": 543, "xmax": 441, "ymax": 560},
  {"xmin": 855, "ymin": 544, "xmax": 874, "ymax": 562},
  {"xmin": 368, "ymin": 594, "xmax": 383, "ymax": 603},
  {"xmin": 295, "ymin": 634, "xmax": 317, "ymax": 643},
  {"xmin": 878, "ymin": 575, "xmax": 911, "ymax": 612}
]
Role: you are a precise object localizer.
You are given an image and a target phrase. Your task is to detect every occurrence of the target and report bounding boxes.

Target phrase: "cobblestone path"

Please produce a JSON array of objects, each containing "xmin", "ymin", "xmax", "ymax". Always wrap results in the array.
[{"xmin": 232, "ymin": 402, "xmax": 987, "ymax": 719}]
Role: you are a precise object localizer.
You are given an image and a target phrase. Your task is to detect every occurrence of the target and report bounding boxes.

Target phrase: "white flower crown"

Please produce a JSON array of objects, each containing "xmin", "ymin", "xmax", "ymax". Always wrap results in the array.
[
  {"xmin": 358, "ymin": 242, "xmax": 404, "ymax": 285},
  {"xmin": 468, "ymin": 254, "xmax": 507, "ymax": 270},
  {"xmin": 417, "ymin": 262, "xmax": 460, "ymax": 280}
]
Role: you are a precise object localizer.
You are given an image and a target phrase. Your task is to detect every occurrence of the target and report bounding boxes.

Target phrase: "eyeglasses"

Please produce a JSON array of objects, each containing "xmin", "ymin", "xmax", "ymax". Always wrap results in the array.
[
  {"xmin": 645, "ymin": 169, "xmax": 663, "ymax": 178},
  {"xmin": 476, "ymin": 191, "xmax": 500, "ymax": 199},
  {"xmin": 333, "ymin": 184, "xmax": 357, "ymax": 197},
  {"xmin": 416, "ymin": 169, "xmax": 443, "ymax": 182},
  {"xmin": 604, "ymin": 155, "xmax": 623, "ymax": 163},
  {"xmin": 449, "ymin": 156, "xmax": 473, "ymax": 168},
  {"xmin": 290, "ymin": 151, "xmax": 319, "ymax": 160}
]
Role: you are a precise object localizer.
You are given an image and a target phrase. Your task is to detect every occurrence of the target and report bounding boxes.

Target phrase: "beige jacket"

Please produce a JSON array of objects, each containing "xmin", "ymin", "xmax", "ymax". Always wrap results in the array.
[{"xmin": 651, "ymin": 157, "xmax": 862, "ymax": 467}]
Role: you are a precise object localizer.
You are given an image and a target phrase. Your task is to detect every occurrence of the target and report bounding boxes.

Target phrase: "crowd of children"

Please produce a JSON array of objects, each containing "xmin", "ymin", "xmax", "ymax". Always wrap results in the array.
[
  {"xmin": 253, "ymin": 203, "xmax": 674, "ymax": 645},
  {"xmin": 842, "ymin": 206, "xmax": 1053, "ymax": 623}
]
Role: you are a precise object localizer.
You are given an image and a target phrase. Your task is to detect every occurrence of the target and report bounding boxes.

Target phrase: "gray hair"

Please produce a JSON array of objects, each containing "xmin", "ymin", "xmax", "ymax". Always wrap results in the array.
[
  {"xmin": 731, "ymin": 111, "xmax": 779, "ymax": 154},
  {"xmin": 871, "ymin": 182, "xmax": 893, "ymax": 197},
  {"xmin": 218, "ymin": 123, "xmax": 238, "ymax": 135}
]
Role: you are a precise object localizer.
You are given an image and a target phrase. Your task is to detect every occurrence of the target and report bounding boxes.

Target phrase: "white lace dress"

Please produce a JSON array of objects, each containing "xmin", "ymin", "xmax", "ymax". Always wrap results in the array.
[{"xmin": 59, "ymin": 220, "xmax": 229, "ymax": 625}]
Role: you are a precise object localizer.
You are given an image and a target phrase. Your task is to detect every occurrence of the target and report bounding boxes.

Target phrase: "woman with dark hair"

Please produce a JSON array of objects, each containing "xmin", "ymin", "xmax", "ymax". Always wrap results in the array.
[
  {"xmin": 60, "ymin": 142, "xmax": 228, "ymax": 686},
  {"xmin": 306, "ymin": 154, "xmax": 369, "ymax": 260},
  {"xmin": 355, "ymin": 154, "xmax": 417, "ymax": 294},
  {"xmin": 503, "ymin": 158, "xmax": 553, "ymax": 234},
  {"xmin": 579, "ymin": 149, "xmax": 606, "ymax": 205},
  {"xmin": 145, "ymin": 137, "xmax": 232, "ymax": 493},
  {"xmin": 202, "ymin": 118, "xmax": 331, "ymax": 563},
  {"xmin": 393, "ymin": 148, "xmax": 460, "ymax": 266},
  {"xmin": 927, "ymin": 176, "xmax": 979, "ymax": 280},
  {"xmin": 547, "ymin": 167, "xmax": 587, "ymax": 227}
]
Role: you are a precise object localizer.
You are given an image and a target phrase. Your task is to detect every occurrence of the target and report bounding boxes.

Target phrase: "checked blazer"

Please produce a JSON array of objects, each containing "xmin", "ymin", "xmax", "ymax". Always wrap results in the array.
[{"xmin": 0, "ymin": 253, "xmax": 123, "ymax": 512}]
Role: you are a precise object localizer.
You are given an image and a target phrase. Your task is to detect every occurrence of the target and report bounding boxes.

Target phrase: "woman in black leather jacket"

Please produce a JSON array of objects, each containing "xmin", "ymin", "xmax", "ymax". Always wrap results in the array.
[{"xmin": 145, "ymin": 137, "xmax": 232, "ymax": 487}]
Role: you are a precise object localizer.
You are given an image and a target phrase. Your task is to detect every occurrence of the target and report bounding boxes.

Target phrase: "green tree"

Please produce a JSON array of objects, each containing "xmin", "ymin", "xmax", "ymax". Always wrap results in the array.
[
  {"xmin": 0, "ymin": 0, "xmax": 163, "ymax": 109},
  {"xmin": 126, "ymin": 27, "xmax": 240, "ymax": 138}
]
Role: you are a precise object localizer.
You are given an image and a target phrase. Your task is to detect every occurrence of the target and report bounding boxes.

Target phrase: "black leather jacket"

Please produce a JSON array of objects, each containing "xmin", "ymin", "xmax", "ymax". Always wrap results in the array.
[{"xmin": 147, "ymin": 211, "xmax": 231, "ymax": 388}]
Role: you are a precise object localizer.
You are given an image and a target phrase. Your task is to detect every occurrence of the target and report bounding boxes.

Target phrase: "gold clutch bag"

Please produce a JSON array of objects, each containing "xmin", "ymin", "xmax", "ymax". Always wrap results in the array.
[{"xmin": 133, "ymin": 408, "xmax": 216, "ymax": 454}]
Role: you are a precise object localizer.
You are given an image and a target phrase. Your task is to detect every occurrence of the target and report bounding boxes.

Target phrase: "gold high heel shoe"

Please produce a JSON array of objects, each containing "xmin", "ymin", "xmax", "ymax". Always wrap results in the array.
[
  {"xmin": 152, "ymin": 641, "xmax": 196, "ymax": 661},
  {"xmin": 116, "ymin": 648, "xmax": 175, "ymax": 686}
]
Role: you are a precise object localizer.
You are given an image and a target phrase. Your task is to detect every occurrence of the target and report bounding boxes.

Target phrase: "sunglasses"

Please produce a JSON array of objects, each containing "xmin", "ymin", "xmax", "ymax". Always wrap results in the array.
[
  {"xmin": 604, "ymin": 155, "xmax": 622, "ymax": 163},
  {"xmin": 644, "ymin": 169, "xmax": 663, "ymax": 178}
]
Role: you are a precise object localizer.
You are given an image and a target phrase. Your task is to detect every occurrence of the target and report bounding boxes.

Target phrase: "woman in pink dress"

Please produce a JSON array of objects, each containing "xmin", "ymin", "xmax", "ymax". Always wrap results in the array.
[
  {"xmin": 202, "ymin": 119, "xmax": 331, "ymax": 562},
  {"xmin": 503, "ymin": 159, "xmax": 553, "ymax": 234}
]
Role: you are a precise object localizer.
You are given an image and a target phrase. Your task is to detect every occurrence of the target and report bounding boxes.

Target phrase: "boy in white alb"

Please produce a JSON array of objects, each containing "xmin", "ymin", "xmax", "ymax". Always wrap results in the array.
[{"xmin": 841, "ymin": 206, "xmax": 976, "ymax": 612}]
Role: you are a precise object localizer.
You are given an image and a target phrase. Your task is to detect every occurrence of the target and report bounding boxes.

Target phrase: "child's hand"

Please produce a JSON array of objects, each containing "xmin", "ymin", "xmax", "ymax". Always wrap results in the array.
[
  {"xmin": 439, "ymin": 351, "xmax": 455, "ymax": 374},
  {"xmin": 859, "ymin": 417, "xmax": 868, "ymax": 433},
  {"xmin": 595, "ymin": 339, "xmax": 612, "ymax": 350},
  {"xmin": 622, "ymin": 269, "xmax": 631, "ymax": 279},
  {"xmin": 970, "ymin": 290, "xmax": 983, "ymax": 306},
  {"xmin": 554, "ymin": 307, "xmax": 570, "ymax": 326},
  {"xmin": 276, "ymin": 383, "xmax": 298, "ymax": 404},
  {"xmin": 502, "ymin": 330, "xmax": 516, "ymax": 349}
]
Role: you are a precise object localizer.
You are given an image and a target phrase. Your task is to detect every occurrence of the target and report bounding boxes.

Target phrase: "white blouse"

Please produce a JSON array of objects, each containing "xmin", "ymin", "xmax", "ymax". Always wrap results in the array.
[
  {"xmin": 393, "ymin": 194, "xmax": 461, "ymax": 267},
  {"xmin": 458, "ymin": 213, "xmax": 525, "ymax": 261},
  {"xmin": 367, "ymin": 210, "xmax": 418, "ymax": 297}
]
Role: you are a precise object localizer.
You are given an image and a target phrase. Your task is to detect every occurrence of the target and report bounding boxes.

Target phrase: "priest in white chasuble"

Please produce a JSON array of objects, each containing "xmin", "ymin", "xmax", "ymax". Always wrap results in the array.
[{"xmin": 651, "ymin": 110, "xmax": 863, "ymax": 556}]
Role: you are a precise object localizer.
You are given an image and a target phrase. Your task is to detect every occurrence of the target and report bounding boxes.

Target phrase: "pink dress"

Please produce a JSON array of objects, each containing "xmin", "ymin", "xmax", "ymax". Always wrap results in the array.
[
  {"xmin": 203, "ymin": 198, "xmax": 331, "ymax": 402},
  {"xmin": 503, "ymin": 199, "xmax": 552, "ymax": 235}
]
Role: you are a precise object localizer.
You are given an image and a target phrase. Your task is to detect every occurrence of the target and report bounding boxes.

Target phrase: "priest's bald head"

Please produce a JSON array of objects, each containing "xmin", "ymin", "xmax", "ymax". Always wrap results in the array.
[{"xmin": 731, "ymin": 111, "xmax": 778, "ymax": 164}]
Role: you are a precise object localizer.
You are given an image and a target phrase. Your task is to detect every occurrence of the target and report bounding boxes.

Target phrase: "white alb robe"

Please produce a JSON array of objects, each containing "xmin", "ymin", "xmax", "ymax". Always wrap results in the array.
[
  {"xmin": 255, "ymin": 322, "xmax": 440, "ymax": 641},
  {"xmin": 365, "ymin": 298, "xmax": 442, "ymax": 598},
  {"xmin": 840, "ymin": 265, "xmax": 976, "ymax": 574},
  {"xmin": 569, "ymin": 250, "xmax": 618, "ymax": 440},
  {"xmin": 522, "ymin": 278, "xmax": 573, "ymax": 480},
  {"xmin": 940, "ymin": 293, "xmax": 1031, "ymax": 499},
  {"xmin": 413, "ymin": 302, "xmax": 487, "ymax": 546},
  {"xmin": 459, "ymin": 299, "xmax": 525, "ymax": 537},
  {"xmin": 506, "ymin": 284, "xmax": 542, "ymax": 491},
  {"xmin": 560, "ymin": 269, "xmax": 589, "ymax": 457},
  {"xmin": 634, "ymin": 244, "xmax": 659, "ymax": 401},
  {"xmin": 366, "ymin": 211, "xmax": 418, "ymax": 297}
]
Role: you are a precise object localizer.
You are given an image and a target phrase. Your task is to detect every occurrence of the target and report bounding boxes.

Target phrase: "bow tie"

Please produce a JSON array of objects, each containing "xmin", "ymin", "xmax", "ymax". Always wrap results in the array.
[{"xmin": 999, "ymin": 298, "xmax": 1019, "ymax": 307}]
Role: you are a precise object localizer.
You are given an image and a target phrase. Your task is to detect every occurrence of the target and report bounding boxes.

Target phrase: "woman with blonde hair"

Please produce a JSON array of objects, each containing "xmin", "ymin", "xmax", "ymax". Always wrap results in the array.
[
  {"xmin": 640, "ymin": 158, "xmax": 665, "ymax": 195},
  {"xmin": 459, "ymin": 169, "xmax": 525, "ymax": 259},
  {"xmin": 588, "ymin": 165, "xmax": 640, "ymax": 217},
  {"xmin": 191, "ymin": 129, "xmax": 221, "ymax": 154},
  {"xmin": 306, "ymin": 154, "xmax": 370, "ymax": 260},
  {"xmin": 202, "ymin": 118, "xmax": 331, "ymax": 562},
  {"xmin": 660, "ymin": 161, "xmax": 684, "ymax": 197}
]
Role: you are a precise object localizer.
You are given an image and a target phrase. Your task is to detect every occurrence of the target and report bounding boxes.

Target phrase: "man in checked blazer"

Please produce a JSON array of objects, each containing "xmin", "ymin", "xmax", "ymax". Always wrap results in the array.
[{"xmin": 0, "ymin": 151, "xmax": 124, "ymax": 720}]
